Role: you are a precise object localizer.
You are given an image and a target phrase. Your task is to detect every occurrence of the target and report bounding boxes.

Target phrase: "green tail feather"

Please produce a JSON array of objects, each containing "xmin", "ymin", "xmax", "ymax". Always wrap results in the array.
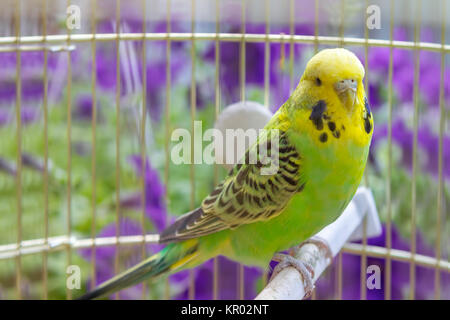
[{"xmin": 78, "ymin": 241, "xmax": 198, "ymax": 300}]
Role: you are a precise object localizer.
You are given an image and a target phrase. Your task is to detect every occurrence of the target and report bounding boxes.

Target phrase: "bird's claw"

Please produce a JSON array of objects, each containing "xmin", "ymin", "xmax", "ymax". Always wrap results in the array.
[
  {"xmin": 270, "ymin": 253, "xmax": 315, "ymax": 299},
  {"xmin": 296, "ymin": 236, "xmax": 333, "ymax": 262}
]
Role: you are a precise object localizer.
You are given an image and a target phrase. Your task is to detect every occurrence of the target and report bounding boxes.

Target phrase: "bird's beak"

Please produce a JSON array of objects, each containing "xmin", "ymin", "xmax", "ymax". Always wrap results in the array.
[{"xmin": 334, "ymin": 79, "xmax": 357, "ymax": 111}]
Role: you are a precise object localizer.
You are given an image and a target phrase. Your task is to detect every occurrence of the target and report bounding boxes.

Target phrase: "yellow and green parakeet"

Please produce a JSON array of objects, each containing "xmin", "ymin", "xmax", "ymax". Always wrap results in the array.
[{"xmin": 79, "ymin": 47, "xmax": 373, "ymax": 299}]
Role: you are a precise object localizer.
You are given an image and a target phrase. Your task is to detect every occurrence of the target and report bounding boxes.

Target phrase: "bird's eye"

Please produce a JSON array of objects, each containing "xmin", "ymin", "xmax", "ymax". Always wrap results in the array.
[{"xmin": 315, "ymin": 77, "xmax": 322, "ymax": 86}]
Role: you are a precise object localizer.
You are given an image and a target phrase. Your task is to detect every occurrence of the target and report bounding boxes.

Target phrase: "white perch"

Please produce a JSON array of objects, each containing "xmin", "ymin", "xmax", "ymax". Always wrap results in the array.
[{"xmin": 255, "ymin": 186, "xmax": 381, "ymax": 300}]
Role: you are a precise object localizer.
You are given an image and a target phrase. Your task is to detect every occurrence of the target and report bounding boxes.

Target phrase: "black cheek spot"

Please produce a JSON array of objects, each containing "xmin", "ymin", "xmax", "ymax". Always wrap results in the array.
[
  {"xmin": 319, "ymin": 133, "xmax": 328, "ymax": 143},
  {"xmin": 316, "ymin": 77, "xmax": 322, "ymax": 86},
  {"xmin": 328, "ymin": 121, "xmax": 336, "ymax": 131},
  {"xmin": 309, "ymin": 100, "xmax": 327, "ymax": 131},
  {"xmin": 341, "ymin": 125, "xmax": 345, "ymax": 131},
  {"xmin": 364, "ymin": 119, "xmax": 372, "ymax": 134}
]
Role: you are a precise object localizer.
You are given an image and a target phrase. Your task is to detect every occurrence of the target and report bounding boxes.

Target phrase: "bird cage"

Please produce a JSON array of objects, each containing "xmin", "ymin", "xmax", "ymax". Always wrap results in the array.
[{"xmin": 0, "ymin": 0, "xmax": 448, "ymax": 300}]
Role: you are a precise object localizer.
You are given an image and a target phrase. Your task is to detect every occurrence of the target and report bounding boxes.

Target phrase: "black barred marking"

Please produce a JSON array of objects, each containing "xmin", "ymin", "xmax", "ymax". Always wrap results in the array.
[
  {"xmin": 282, "ymin": 164, "xmax": 298, "ymax": 175},
  {"xmin": 364, "ymin": 118, "xmax": 372, "ymax": 134},
  {"xmin": 236, "ymin": 191, "xmax": 244, "ymax": 205},
  {"xmin": 364, "ymin": 97, "xmax": 371, "ymax": 118},
  {"xmin": 203, "ymin": 197, "xmax": 217, "ymax": 205},
  {"xmin": 332, "ymin": 130, "xmax": 341, "ymax": 139},
  {"xmin": 218, "ymin": 197, "xmax": 228, "ymax": 207},
  {"xmin": 363, "ymin": 97, "xmax": 372, "ymax": 134},
  {"xmin": 298, "ymin": 183, "xmax": 306, "ymax": 192},
  {"xmin": 236, "ymin": 166, "xmax": 248, "ymax": 185},
  {"xmin": 253, "ymin": 196, "xmax": 262, "ymax": 207},
  {"xmin": 278, "ymin": 145, "xmax": 296, "ymax": 153},
  {"xmin": 319, "ymin": 132, "xmax": 328, "ymax": 143},
  {"xmin": 226, "ymin": 205, "xmax": 235, "ymax": 214},
  {"xmin": 287, "ymin": 160, "xmax": 300, "ymax": 170},
  {"xmin": 309, "ymin": 100, "xmax": 327, "ymax": 130},
  {"xmin": 225, "ymin": 182, "xmax": 233, "ymax": 195},
  {"xmin": 281, "ymin": 174, "xmax": 297, "ymax": 186},
  {"xmin": 240, "ymin": 210, "xmax": 249, "ymax": 218},
  {"xmin": 328, "ymin": 121, "xmax": 336, "ymax": 131}
]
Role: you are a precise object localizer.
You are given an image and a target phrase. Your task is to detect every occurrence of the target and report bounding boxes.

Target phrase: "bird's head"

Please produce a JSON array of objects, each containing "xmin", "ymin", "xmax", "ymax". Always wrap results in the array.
[{"xmin": 300, "ymin": 48, "xmax": 365, "ymax": 112}]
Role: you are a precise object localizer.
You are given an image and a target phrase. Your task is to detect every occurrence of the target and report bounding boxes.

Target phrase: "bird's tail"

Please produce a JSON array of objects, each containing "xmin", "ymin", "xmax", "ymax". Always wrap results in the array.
[{"xmin": 78, "ymin": 240, "xmax": 199, "ymax": 300}]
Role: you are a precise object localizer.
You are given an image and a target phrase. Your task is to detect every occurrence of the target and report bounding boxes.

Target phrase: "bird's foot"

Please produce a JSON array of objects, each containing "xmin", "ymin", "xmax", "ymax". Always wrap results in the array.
[
  {"xmin": 293, "ymin": 236, "xmax": 333, "ymax": 262},
  {"xmin": 270, "ymin": 253, "xmax": 315, "ymax": 299}
]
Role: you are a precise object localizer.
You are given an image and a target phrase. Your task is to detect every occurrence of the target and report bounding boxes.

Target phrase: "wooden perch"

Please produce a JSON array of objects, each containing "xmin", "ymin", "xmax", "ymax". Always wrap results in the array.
[{"xmin": 255, "ymin": 186, "xmax": 381, "ymax": 300}]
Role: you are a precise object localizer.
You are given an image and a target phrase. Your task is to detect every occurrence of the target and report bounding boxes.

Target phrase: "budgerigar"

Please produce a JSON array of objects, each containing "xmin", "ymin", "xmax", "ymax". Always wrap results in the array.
[{"xmin": 79, "ymin": 48, "xmax": 373, "ymax": 299}]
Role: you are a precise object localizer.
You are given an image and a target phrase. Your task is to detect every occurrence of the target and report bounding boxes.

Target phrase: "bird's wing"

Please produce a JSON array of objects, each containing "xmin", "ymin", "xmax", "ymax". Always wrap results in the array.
[{"xmin": 159, "ymin": 128, "xmax": 305, "ymax": 243}]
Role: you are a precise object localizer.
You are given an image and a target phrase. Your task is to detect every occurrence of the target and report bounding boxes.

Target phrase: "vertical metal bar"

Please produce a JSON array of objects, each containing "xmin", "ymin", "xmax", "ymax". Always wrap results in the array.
[
  {"xmin": 360, "ymin": 0, "xmax": 369, "ymax": 300},
  {"xmin": 14, "ymin": 0, "xmax": 22, "ymax": 300},
  {"xmin": 189, "ymin": 0, "xmax": 196, "ymax": 300},
  {"xmin": 385, "ymin": 0, "xmax": 394, "ymax": 301},
  {"xmin": 338, "ymin": 0, "xmax": 345, "ymax": 48},
  {"xmin": 260, "ymin": 0, "xmax": 271, "ymax": 289},
  {"xmin": 66, "ymin": 0, "xmax": 73, "ymax": 300},
  {"xmin": 360, "ymin": 215, "xmax": 367, "ymax": 300},
  {"xmin": 263, "ymin": 0, "xmax": 270, "ymax": 108},
  {"xmin": 41, "ymin": 0, "xmax": 49, "ymax": 300},
  {"xmin": 410, "ymin": 0, "xmax": 421, "ymax": 301},
  {"xmin": 434, "ymin": 0, "xmax": 446, "ymax": 300},
  {"xmin": 289, "ymin": 0, "xmax": 294, "ymax": 93},
  {"xmin": 336, "ymin": 253, "xmax": 343, "ymax": 299},
  {"xmin": 140, "ymin": 0, "xmax": 147, "ymax": 300},
  {"xmin": 213, "ymin": 0, "xmax": 220, "ymax": 301},
  {"xmin": 164, "ymin": 0, "xmax": 172, "ymax": 300},
  {"xmin": 314, "ymin": 0, "xmax": 319, "ymax": 54},
  {"xmin": 238, "ymin": 0, "xmax": 246, "ymax": 300},
  {"xmin": 90, "ymin": 0, "xmax": 98, "ymax": 292},
  {"xmin": 114, "ymin": 0, "xmax": 121, "ymax": 300},
  {"xmin": 337, "ymin": 0, "xmax": 346, "ymax": 300}
]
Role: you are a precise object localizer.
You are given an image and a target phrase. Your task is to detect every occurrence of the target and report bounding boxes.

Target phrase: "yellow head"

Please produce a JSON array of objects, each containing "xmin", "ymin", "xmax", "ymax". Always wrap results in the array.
[
  {"xmin": 300, "ymin": 48, "xmax": 365, "ymax": 112},
  {"xmin": 288, "ymin": 48, "xmax": 372, "ymax": 148}
]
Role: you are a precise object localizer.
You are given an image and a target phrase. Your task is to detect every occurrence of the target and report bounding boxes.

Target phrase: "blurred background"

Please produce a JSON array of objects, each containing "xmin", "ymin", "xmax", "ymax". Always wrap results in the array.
[{"xmin": 0, "ymin": 0, "xmax": 448, "ymax": 299}]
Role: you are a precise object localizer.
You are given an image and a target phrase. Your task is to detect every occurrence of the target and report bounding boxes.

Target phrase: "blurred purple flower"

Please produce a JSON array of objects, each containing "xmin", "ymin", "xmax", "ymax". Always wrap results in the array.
[
  {"xmin": 0, "ymin": 51, "xmax": 63, "ymax": 104},
  {"xmin": 73, "ymin": 94, "xmax": 101, "ymax": 122},
  {"xmin": 173, "ymin": 256, "xmax": 262, "ymax": 300},
  {"xmin": 0, "ymin": 157, "xmax": 16, "ymax": 176},
  {"xmin": 417, "ymin": 125, "xmax": 450, "ymax": 179},
  {"xmin": 21, "ymin": 107, "xmax": 40, "ymax": 125},
  {"xmin": 93, "ymin": 21, "xmax": 188, "ymax": 122},
  {"xmin": 369, "ymin": 27, "xmax": 450, "ymax": 108},
  {"xmin": 315, "ymin": 224, "xmax": 449, "ymax": 299},
  {"xmin": 0, "ymin": 109, "xmax": 10, "ymax": 126},
  {"xmin": 391, "ymin": 118, "xmax": 414, "ymax": 170},
  {"xmin": 124, "ymin": 155, "xmax": 167, "ymax": 233},
  {"xmin": 145, "ymin": 57, "xmax": 186, "ymax": 122},
  {"xmin": 203, "ymin": 23, "xmax": 311, "ymax": 104}
]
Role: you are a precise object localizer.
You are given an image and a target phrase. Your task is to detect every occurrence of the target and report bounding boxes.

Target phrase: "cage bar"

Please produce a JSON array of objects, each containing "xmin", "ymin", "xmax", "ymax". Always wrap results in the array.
[
  {"xmin": 164, "ymin": 0, "xmax": 172, "ymax": 301},
  {"xmin": 385, "ymin": 0, "xmax": 395, "ymax": 301},
  {"xmin": 41, "ymin": 0, "xmax": 49, "ymax": 300},
  {"xmin": 212, "ymin": 0, "xmax": 221, "ymax": 301},
  {"xmin": 14, "ymin": 0, "xmax": 22, "ymax": 300}
]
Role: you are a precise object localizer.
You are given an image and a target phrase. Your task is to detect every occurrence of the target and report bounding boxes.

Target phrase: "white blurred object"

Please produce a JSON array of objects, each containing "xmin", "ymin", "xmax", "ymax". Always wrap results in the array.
[{"xmin": 213, "ymin": 101, "xmax": 273, "ymax": 169}]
